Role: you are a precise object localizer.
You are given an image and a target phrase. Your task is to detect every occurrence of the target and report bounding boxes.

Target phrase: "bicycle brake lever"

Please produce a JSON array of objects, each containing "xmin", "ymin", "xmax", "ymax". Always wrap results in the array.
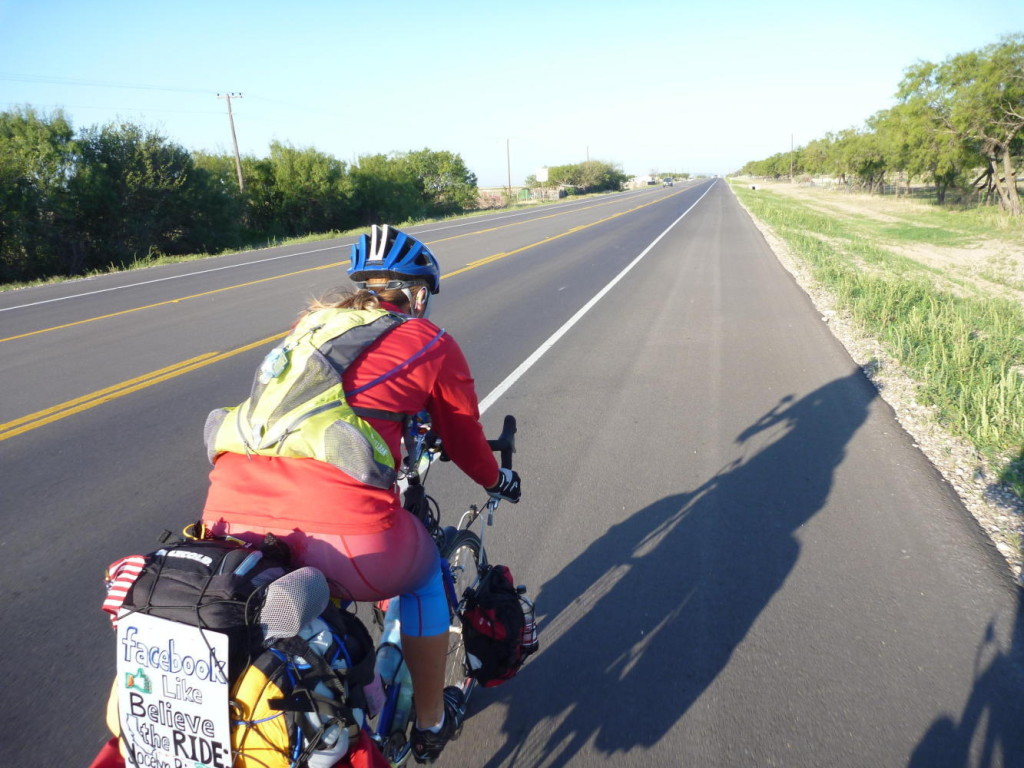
[{"xmin": 487, "ymin": 498, "xmax": 499, "ymax": 526}]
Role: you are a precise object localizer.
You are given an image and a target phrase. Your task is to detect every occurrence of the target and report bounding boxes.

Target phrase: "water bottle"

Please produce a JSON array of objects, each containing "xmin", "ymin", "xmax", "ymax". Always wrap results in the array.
[
  {"xmin": 517, "ymin": 587, "xmax": 538, "ymax": 656},
  {"xmin": 363, "ymin": 670, "xmax": 386, "ymax": 718},
  {"xmin": 375, "ymin": 599, "xmax": 403, "ymax": 684},
  {"xmin": 300, "ymin": 618, "xmax": 335, "ymax": 659},
  {"xmin": 307, "ymin": 722, "xmax": 349, "ymax": 768},
  {"xmin": 364, "ymin": 601, "xmax": 401, "ymax": 718},
  {"xmin": 258, "ymin": 345, "xmax": 289, "ymax": 383},
  {"xmin": 373, "ymin": 598, "xmax": 414, "ymax": 733},
  {"xmin": 391, "ymin": 661, "xmax": 414, "ymax": 735}
]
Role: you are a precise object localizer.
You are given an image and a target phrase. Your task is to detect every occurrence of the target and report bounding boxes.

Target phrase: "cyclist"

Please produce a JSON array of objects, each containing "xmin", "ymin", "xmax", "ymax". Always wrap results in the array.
[{"xmin": 201, "ymin": 225, "xmax": 522, "ymax": 763}]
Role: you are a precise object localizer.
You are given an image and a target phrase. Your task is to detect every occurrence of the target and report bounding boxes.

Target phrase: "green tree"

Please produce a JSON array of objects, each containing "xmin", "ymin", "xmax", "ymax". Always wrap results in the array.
[
  {"xmin": 0, "ymin": 107, "xmax": 78, "ymax": 280},
  {"xmin": 540, "ymin": 160, "xmax": 627, "ymax": 192},
  {"xmin": 741, "ymin": 151, "xmax": 800, "ymax": 179},
  {"xmin": 576, "ymin": 160, "xmax": 629, "ymax": 192},
  {"xmin": 829, "ymin": 129, "xmax": 887, "ymax": 191},
  {"xmin": 577, "ymin": 160, "xmax": 607, "ymax": 191},
  {"xmin": 546, "ymin": 163, "xmax": 581, "ymax": 187},
  {"xmin": 72, "ymin": 122, "xmax": 225, "ymax": 268},
  {"xmin": 268, "ymin": 141, "xmax": 350, "ymax": 236},
  {"xmin": 876, "ymin": 102, "xmax": 977, "ymax": 202},
  {"xmin": 899, "ymin": 35, "xmax": 1024, "ymax": 214},
  {"xmin": 190, "ymin": 151, "xmax": 246, "ymax": 244},
  {"xmin": 235, "ymin": 155, "xmax": 283, "ymax": 237},
  {"xmin": 801, "ymin": 136, "xmax": 835, "ymax": 177},
  {"xmin": 403, "ymin": 149, "xmax": 478, "ymax": 215},
  {"xmin": 868, "ymin": 109, "xmax": 909, "ymax": 191},
  {"xmin": 349, "ymin": 154, "xmax": 425, "ymax": 225}
]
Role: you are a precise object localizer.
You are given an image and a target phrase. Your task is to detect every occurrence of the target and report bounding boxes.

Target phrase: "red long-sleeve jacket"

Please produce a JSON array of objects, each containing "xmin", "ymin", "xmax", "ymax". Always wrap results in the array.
[{"xmin": 203, "ymin": 307, "xmax": 499, "ymax": 535}]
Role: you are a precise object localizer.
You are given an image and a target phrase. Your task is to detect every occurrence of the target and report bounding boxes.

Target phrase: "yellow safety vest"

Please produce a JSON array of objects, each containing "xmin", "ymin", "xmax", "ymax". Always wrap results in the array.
[{"xmin": 204, "ymin": 307, "xmax": 406, "ymax": 489}]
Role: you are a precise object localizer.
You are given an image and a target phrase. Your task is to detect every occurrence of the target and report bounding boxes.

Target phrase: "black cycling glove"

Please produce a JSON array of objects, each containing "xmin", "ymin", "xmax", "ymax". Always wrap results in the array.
[{"xmin": 486, "ymin": 468, "xmax": 522, "ymax": 503}]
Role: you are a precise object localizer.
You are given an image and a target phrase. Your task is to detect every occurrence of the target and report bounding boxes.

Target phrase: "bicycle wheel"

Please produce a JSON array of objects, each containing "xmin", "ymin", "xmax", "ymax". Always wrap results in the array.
[{"xmin": 440, "ymin": 529, "xmax": 484, "ymax": 694}]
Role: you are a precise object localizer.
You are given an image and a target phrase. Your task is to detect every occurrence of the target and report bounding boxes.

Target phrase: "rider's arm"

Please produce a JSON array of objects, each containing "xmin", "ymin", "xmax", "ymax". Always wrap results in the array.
[{"xmin": 424, "ymin": 336, "xmax": 500, "ymax": 489}]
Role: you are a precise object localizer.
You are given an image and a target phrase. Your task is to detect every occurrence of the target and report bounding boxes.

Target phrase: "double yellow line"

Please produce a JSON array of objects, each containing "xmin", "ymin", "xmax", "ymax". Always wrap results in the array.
[
  {"xmin": 0, "ymin": 333, "xmax": 286, "ymax": 441},
  {"xmin": 0, "ymin": 187, "xmax": 690, "ymax": 441},
  {"xmin": 0, "ymin": 264, "xmax": 338, "ymax": 345},
  {"xmin": 447, "ymin": 191, "xmax": 671, "ymax": 278}
]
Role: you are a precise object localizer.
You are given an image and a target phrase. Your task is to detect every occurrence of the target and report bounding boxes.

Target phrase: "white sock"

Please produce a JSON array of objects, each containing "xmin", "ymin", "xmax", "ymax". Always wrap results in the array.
[{"xmin": 426, "ymin": 712, "xmax": 445, "ymax": 733}]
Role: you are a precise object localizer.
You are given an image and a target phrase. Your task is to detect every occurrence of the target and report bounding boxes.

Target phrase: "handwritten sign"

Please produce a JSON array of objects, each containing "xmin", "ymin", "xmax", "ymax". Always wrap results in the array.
[{"xmin": 116, "ymin": 612, "xmax": 232, "ymax": 768}]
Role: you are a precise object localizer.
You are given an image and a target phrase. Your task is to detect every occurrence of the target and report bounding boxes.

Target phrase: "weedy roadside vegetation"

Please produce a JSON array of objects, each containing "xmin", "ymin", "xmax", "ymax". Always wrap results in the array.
[{"xmin": 730, "ymin": 183, "xmax": 1024, "ymax": 510}]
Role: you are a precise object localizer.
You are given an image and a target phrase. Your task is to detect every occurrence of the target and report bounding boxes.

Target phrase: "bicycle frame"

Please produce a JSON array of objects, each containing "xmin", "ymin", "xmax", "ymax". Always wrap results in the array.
[{"xmin": 365, "ymin": 412, "xmax": 515, "ymax": 766}]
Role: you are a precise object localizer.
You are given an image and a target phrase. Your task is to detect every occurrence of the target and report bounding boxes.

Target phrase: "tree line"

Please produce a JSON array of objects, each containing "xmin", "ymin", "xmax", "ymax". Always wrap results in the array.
[
  {"xmin": 524, "ymin": 160, "xmax": 630, "ymax": 192},
  {"xmin": 739, "ymin": 35, "xmax": 1024, "ymax": 214},
  {"xmin": 0, "ymin": 106, "xmax": 480, "ymax": 284}
]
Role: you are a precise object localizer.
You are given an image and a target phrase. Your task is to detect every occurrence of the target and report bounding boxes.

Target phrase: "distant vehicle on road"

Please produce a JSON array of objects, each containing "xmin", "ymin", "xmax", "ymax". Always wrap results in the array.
[{"xmin": 663, "ymin": 178, "xmax": 673, "ymax": 187}]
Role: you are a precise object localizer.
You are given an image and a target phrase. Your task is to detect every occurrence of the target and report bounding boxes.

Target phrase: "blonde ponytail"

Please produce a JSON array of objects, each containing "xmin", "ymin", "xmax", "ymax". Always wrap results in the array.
[{"xmin": 302, "ymin": 284, "xmax": 411, "ymax": 317}]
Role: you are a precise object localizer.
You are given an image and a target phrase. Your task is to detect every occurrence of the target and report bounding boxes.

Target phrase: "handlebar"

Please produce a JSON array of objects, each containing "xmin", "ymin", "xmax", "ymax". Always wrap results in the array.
[
  {"xmin": 486, "ymin": 415, "xmax": 517, "ymax": 470},
  {"xmin": 402, "ymin": 413, "xmax": 517, "ymax": 533},
  {"xmin": 405, "ymin": 412, "xmax": 516, "ymax": 475}
]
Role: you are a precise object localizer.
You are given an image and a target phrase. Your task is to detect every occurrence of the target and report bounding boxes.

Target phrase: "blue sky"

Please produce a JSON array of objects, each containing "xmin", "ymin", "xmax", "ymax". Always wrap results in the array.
[{"xmin": 1, "ymin": 1, "xmax": 1021, "ymax": 186}]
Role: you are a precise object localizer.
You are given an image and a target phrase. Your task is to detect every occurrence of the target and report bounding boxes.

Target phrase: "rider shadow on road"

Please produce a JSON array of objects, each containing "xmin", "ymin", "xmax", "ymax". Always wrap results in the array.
[
  {"xmin": 909, "ymin": 587, "xmax": 1024, "ymax": 768},
  {"xmin": 480, "ymin": 369, "xmax": 878, "ymax": 767}
]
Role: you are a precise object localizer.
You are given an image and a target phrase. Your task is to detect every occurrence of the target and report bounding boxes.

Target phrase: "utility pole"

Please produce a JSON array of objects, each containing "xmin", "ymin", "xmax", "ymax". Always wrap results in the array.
[
  {"xmin": 506, "ymin": 138, "xmax": 512, "ymax": 201},
  {"xmin": 790, "ymin": 133, "xmax": 794, "ymax": 183},
  {"xmin": 218, "ymin": 93, "xmax": 245, "ymax": 192}
]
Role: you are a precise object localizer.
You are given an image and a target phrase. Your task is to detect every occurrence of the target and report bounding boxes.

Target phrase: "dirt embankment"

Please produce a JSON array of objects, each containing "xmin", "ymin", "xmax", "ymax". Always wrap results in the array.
[{"xmin": 756, "ymin": 182, "xmax": 1024, "ymax": 305}]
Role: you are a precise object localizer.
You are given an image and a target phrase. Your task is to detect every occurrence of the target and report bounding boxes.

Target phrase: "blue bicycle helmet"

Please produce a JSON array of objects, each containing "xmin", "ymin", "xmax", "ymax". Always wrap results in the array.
[{"xmin": 348, "ymin": 225, "xmax": 441, "ymax": 294}]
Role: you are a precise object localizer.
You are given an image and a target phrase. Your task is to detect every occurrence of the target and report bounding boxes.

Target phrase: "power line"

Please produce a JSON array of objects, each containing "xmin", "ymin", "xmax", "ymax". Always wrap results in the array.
[
  {"xmin": 0, "ymin": 72, "xmax": 214, "ymax": 95},
  {"xmin": 2, "ymin": 102, "xmax": 223, "ymax": 116},
  {"xmin": 245, "ymin": 94, "xmax": 346, "ymax": 119},
  {"xmin": 0, "ymin": 74, "xmax": 347, "ymax": 119}
]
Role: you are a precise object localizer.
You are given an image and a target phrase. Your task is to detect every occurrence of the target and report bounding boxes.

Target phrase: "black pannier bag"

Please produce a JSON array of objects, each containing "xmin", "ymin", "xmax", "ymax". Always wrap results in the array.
[
  {"xmin": 121, "ymin": 536, "xmax": 289, "ymax": 679},
  {"xmin": 460, "ymin": 564, "xmax": 538, "ymax": 687}
]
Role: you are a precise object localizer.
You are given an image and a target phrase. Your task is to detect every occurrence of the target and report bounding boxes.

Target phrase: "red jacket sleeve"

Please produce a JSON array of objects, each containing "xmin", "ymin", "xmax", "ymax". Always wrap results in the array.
[
  {"xmin": 425, "ymin": 336, "xmax": 500, "ymax": 489},
  {"xmin": 342, "ymin": 313, "xmax": 500, "ymax": 490}
]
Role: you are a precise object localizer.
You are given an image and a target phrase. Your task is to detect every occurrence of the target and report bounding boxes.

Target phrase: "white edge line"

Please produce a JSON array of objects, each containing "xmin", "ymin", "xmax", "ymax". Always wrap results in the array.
[
  {"xmin": 0, "ymin": 245, "xmax": 343, "ymax": 312},
  {"xmin": 478, "ymin": 180, "xmax": 717, "ymax": 415}
]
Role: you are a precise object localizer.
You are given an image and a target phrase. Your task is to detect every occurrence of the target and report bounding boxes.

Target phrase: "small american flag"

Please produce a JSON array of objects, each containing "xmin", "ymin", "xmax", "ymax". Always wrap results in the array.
[{"xmin": 102, "ymin": 555, "xmax": 146, "ymax": 626}]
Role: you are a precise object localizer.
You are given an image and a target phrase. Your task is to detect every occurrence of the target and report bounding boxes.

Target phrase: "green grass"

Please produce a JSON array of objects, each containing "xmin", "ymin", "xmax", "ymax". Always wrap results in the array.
[
  {"xmin": 875, "ymin": 223, "xmax": 972, "ymax": 247},
  {"xmin": 731, "ymin": 181, "xmax": 1024, "ymax": 504},
  {"xmin": 912, "ymin": 200, "xmax": 1024, "ymax": 239}
]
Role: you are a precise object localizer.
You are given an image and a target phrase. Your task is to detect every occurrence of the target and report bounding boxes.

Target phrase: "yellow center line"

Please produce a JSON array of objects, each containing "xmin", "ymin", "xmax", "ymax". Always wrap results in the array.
[
  {"xmin": 444, "ymin": 190, "xmax": 675, "ymax": 279},
  {"xmin": 2, "ymin": 186, "xmax": 691, "ymax": 441},
  {"xmin": 0, "ymin": 333, "xmax": 286, "ymax": 441},
  {"xmin": 0, "ymin": 263, "xmax": 339, "ymax": 344},
  {"xmin": 426, "ymin": 194, "xmax": 636, "ymax": 244}
]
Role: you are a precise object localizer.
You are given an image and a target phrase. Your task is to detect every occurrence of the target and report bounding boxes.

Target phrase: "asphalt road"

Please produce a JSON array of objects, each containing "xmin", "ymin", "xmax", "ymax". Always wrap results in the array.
[{"xmin": 2, "ymin": 180, "xmax": 1022, "ymax": 767}]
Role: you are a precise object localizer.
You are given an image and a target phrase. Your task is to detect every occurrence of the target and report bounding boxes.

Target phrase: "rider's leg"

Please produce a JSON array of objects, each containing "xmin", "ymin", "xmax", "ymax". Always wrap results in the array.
[
  {"xmin": 393, "ymin": 554, "xmax": 450, "ymax": 728},
  {"xmin": 401, "ymin": 630, "xmax": 448, "ymax": 727}
]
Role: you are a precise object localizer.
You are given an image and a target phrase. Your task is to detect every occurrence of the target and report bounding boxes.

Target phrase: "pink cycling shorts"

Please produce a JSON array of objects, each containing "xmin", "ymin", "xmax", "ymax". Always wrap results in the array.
[{"xmin": 207, "ymin": 509, "xmax": 447, "ymax": 636}]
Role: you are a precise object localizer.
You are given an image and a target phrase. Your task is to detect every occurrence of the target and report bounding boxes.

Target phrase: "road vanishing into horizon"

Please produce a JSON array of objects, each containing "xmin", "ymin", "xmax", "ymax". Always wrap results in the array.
[{"xmin": 2, "ymin": 179, "xmax": 1023, "ymax": 767}]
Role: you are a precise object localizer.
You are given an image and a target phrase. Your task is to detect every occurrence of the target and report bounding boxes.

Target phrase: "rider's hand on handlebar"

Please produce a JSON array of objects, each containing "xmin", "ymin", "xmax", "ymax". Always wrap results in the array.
[{"xmin": 486, "ymin": 468, "xmax": 522, "ymax": 504}]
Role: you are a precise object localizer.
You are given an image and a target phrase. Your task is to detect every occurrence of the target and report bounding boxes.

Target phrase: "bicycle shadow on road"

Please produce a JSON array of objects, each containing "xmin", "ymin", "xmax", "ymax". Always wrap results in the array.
[
  {"xmin": 908, "ymin": 587, "xmax": 1024, "ymax": 768},
  {"xmin": 479, "ymin": 369, "xmax": 877, "ymax": 767}
]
